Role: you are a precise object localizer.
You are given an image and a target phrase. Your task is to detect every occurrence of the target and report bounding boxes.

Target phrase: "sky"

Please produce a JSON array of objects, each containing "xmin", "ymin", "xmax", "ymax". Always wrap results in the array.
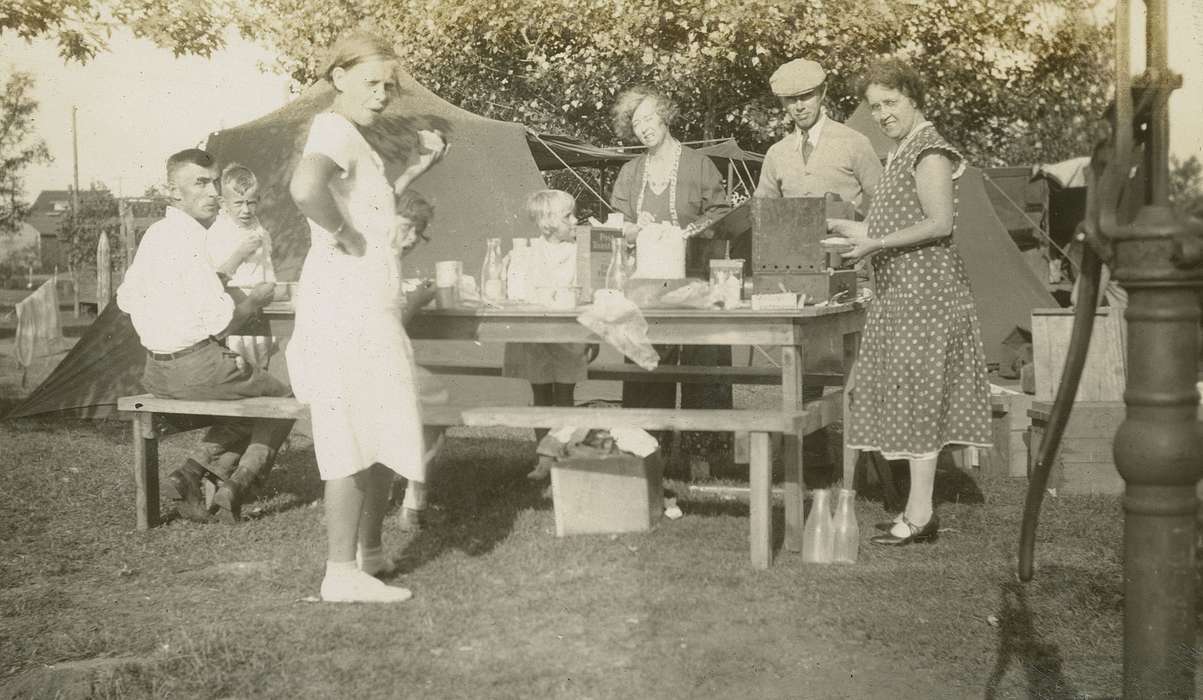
[
  {"xmin": 2, "ymin": 30, "xmax": 292, "ymax": 198},
  {"xmin": 3, "ymin": 6, "xmax": 1202, "ymax": 201}
]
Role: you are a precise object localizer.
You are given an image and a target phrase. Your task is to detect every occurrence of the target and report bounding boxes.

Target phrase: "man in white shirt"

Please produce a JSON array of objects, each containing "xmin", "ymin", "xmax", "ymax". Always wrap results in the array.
[{"xmin": 117, "ymin": 148, "xmax": 291, "ymax": 523}]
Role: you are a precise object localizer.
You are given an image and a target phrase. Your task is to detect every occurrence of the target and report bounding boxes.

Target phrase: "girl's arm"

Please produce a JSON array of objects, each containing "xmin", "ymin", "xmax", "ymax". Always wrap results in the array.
[
  {"xmin": 394, "ymin": 129, "xmax": 448, "ymax": 196},
  {"xmin": 290, "ymin": 153, "xmax": 366, "ymax": 256},
  {"xmin": 401, "ymin": 281, "xmax": 437, "ymax": 326}
]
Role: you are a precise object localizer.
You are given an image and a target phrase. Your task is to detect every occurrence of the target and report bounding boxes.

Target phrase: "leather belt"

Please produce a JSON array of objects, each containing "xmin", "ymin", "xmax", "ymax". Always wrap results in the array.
[{"xmin": 148, "ymin": 337, "xmax": 216, "ymax": 361}]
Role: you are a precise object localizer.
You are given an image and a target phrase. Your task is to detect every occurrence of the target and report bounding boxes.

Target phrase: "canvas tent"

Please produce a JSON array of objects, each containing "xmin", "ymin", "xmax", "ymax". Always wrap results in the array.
[{"xmin": 5, "ymin": 70, "xmax": 549, "ymax": 419}]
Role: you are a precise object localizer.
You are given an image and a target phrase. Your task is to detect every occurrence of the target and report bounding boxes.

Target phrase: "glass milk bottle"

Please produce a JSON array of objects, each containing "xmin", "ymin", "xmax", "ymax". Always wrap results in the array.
[
  {"xmin": 481, "ymin": 237, "xmax": 505, "ymax": 302},
  {"xmin": 605, "ymin": 235, "xmax": 629, "ymax": 291},
  {"xmin": 801, "ymin": 488, "xmax": 835, "ymax": 564},
  {"xmin": 832, "ymin": 488, "xmax": 860, "ymax": 564}
]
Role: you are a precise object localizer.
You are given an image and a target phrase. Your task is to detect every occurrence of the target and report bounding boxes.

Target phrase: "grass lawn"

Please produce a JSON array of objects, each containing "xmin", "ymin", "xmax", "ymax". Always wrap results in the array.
[{"xmin": 0, "ymin": 412, "xmax": 1191, "ymax": 699}]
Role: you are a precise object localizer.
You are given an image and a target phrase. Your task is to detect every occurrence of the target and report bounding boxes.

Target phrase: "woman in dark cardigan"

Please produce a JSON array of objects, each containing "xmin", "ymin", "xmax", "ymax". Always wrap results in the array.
[{"xmin": 609, "ymin": 86, "xmax": 732, "ymax": 472}]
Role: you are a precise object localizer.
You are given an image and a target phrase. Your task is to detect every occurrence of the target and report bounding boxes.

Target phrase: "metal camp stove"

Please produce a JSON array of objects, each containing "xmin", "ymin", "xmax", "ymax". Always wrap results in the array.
[{"xmin": 750, "ymin": 196, "xmax": 858, "ymax": 303}]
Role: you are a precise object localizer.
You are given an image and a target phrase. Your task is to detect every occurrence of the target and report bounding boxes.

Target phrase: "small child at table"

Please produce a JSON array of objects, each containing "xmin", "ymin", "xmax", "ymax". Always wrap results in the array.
[
  {"xmin": 502, "ymin": 189, "xmax": 589, "ymax": 480},
  {"xmin": 393, "ymin": 190, "xmax": 450, "ymax": 531},
  {"xmin": 205, "ymin": 163, "xmax": 276, "ymax": 370}
]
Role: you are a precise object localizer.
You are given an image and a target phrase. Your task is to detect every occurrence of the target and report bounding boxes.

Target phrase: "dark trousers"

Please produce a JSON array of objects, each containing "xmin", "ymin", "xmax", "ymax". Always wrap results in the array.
[
  {"xmin": 621, "ymin": 344, "xmax": 733, "ymax": 464},
  {"xmin": 142, "ymin": 341, "xmax": 294, "ymax": 481}
]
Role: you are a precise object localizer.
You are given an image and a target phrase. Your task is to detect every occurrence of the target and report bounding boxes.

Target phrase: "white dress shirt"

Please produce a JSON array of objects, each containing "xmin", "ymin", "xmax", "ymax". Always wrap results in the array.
[{"xmin": 117, "ymin": 206, "xmax": 234, "ymax": 354}]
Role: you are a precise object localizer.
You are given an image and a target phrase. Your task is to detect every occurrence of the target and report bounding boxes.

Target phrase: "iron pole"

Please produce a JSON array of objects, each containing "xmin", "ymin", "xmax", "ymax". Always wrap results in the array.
[{"xmin": 1109, "ymin": 1, "xmax": 1202, "ymax": 695}]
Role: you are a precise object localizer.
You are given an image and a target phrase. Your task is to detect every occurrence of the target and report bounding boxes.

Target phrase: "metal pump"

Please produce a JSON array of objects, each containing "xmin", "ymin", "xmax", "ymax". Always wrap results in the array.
[{"xmin": 1017, "ymin": 1, "xmax": 1203, "ymax": 696}]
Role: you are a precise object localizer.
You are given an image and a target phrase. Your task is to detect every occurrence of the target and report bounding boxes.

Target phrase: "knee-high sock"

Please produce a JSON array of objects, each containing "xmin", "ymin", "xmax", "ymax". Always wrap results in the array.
[{"xmin": 904, "ymin": 456, "xmax": 937, "ymax": 525}]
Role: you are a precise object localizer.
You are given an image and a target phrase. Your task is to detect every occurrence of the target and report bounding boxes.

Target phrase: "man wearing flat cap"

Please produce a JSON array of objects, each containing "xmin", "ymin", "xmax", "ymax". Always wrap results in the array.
[{"xmin": 755, "ymin": 58, "xmax": 882, "ymax": 214}]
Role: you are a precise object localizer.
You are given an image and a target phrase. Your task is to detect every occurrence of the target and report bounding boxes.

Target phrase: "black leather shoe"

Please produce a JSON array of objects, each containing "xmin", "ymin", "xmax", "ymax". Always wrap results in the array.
[
  {"xmin": 168, "ymin": 466, "xmax": 210, "ymax": 522},
  {"xmin": 870, "ymin": 514, "xmax": 940, "ymax": 546}
]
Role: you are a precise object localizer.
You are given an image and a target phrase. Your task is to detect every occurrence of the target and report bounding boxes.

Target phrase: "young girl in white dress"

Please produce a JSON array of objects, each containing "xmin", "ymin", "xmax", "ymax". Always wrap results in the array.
[
  {"xmin": 288, "ymin": 33, "xmax": 447, "ymax": 603},
  {"xmin": 502, "ymin": 190, "xmax": 590, "ymax": 480}
]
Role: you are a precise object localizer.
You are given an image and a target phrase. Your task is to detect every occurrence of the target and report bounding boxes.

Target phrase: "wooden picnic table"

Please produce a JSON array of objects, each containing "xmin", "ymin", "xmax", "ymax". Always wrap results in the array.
[{"xmin": 263, "ymin": 301, "xmax": 865, "ymax": 561}]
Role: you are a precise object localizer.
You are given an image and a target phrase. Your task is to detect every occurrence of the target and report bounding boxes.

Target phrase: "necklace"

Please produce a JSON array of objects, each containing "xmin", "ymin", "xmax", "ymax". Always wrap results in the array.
[{"xmin": 635, "ymin": 139, "xmax": 681, "ymax": 226}]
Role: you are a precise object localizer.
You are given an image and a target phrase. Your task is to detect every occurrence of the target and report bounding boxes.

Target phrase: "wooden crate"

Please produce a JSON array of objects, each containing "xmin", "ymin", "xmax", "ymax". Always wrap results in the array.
[
  {"xmin": 1031, "ymin": 307, "xmax": 1126, "ymax": 403},
  {"xmin": 981, "ymin": 390, "xmax": 1035, "ymax": 478},
  {"xmin": 551, "ymin": 451, "xmax": 664, "ymax": 536},
  {"xmin": 1027, "ymin": 401, "xmax": 1125, "ymax": 495}
]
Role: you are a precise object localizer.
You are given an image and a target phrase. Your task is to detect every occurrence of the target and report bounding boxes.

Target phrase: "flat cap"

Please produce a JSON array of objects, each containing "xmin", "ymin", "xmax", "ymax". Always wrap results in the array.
[{"xmin": 769, "ymin": 58, "xmax": 827, "ymax": 96}]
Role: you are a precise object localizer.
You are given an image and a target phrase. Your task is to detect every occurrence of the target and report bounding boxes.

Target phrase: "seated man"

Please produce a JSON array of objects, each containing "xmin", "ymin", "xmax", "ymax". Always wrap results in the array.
[{"xmin": 117, "ymin": 148, "xmax": 292, "ymax": 523}]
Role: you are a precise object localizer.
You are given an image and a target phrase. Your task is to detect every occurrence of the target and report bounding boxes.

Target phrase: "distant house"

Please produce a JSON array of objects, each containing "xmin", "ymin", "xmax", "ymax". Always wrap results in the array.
[
  {"xmin": 25, "ymin": 190, "xmax": 73, "ymax": 271},
  {"xmin": 25, "ymin": 190, "xmax": 164, "ymax": 271}
]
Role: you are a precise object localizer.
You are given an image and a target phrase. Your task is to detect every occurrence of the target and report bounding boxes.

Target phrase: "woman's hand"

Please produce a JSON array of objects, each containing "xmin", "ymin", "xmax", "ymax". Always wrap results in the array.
[
  {"xmin": 402, "ymin": 129, "xmax": 448, "ymax": 179},
  {"xmin": 827, "ymin": 219, "xmax": 878, "ymax": 261}
]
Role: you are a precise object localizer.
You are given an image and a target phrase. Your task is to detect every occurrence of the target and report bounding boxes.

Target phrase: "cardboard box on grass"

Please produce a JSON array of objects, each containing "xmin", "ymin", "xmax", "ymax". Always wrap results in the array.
[{"xmin": 551, "ymin": 448, "xmax": 664, "ymax": 537}]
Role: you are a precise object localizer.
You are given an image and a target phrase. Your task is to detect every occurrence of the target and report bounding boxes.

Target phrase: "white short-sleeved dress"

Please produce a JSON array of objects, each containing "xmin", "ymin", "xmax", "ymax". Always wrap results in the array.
[
  {"xmin": 286, "ymin": 111, "xmax": 426, "ymax": 481},
  {"xmin": 845, "ymin": 123, "xmax": 991, "ymax": 461},
  {"xmin": 502, "ymin": 237, "xmax": 588, "ymax": 384}
]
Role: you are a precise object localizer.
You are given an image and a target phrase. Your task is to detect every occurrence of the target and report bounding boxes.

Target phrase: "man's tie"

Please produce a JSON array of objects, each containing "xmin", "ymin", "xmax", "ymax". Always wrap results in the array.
[{"xmin": 799, "ymin": 130, "xmax": 812, "ymax": 164}]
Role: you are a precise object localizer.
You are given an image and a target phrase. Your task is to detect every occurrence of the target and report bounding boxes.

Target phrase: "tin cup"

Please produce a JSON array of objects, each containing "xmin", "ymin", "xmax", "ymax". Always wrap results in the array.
[{"xmin": 434, "ymin": 261, "xmax": 462, "ymax": 308}]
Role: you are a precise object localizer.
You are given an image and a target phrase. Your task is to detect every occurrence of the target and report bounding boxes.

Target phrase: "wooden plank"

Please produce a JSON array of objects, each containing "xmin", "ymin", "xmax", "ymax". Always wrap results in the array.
[
  {"xmin": 119, "ymin": 395, "xmax": 309, "ymax": 419},
  {"xmin": 841, "ymin": 329, "xmax": 861, "ymax": 488},
  {"xmin": 418, "ymin": 360, "xmax": 847, "ymax": 387},
  {"xmin": 781, "ymin": 344, "xmax": 806, "ymax": 553},
  {"xmin": 133, "ymin": 413, "xmax": 158, "ymax": 530},
  {"xmin": 117, "ymin": 394, "xmax": 468, "ymax": 427},
  {"xmin": 1031, "ymin": 307, "xmax": 1126, "ymax": 402},
  {"xmin": 749, "ymin": 432, "xmax": 772, "ymax": 569},
  {"xmin": 460, "ymin": 406, "xmax": 808, "ymax": 434}
]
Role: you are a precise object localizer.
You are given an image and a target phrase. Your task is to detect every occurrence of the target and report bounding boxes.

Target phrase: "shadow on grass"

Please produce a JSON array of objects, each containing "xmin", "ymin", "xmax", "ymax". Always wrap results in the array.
[
  {"xmin": 390, "ymin": 434, "xmax": 546, "ymax": 574},
  {"xmin": 984, "ymin": 577, "xmax": 1085, "ymax": 700}
]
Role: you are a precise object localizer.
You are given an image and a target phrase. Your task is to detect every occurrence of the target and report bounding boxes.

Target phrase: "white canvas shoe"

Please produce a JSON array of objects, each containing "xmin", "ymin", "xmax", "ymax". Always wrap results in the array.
[{"xmin": 320, "ymin": 569, "xmax": 412, "ymax": 603}]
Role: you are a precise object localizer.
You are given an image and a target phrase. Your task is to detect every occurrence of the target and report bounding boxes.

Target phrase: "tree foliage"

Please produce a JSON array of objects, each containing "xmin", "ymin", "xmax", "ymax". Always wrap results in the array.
[
  {"xmin": 5, "ymin": 0, "xmax": 1114, "ymax": 167},
  {"xmin": 56, "ymin": 185, "xmax": 165, "ymax": 269},
  {"xmin": 244, "ymin": 0, "xmax": 1112, "ymax": 167},
  {"xmin": 1, "ymin": 0, "xmax": 229, "ymax": 61},
  {"xmin": 1170, "ymin": 156, "xmax": 1203, "ymax": 219},
  {"xmin": 0, "ymin": 71, "xmax": 52, "ymax": 237}
]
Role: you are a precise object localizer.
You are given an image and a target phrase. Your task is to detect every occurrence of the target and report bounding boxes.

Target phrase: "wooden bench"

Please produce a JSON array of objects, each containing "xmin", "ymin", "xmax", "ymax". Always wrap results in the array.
[
  {"xmin": 118, "ymin": 391, "xmax": 842, "ymax": 569},
  {"xmin": 117, "ymin": 394, "xmax": 469, "ymax": 531}
]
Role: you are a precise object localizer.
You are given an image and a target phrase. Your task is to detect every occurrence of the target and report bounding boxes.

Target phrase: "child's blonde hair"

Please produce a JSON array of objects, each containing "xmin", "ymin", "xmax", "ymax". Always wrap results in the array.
[
  {"xmin": 525, "ymin": 189, "xmax": 576, "ymax": 230},
  {"xmin": 221, "ymin": 163, "xmax": 258, "ymax": 196}
]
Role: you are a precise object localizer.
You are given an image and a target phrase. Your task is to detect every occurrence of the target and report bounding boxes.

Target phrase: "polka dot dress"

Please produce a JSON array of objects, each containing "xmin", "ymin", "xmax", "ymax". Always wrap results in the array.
[{"xmin": 846, "ymin": 125, "xmax": 992, "ymax": 460}]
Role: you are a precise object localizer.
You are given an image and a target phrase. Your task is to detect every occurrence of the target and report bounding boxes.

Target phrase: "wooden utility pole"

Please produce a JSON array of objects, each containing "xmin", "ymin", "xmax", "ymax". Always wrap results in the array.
[
  {"xmin": 71, "ymin": 106, "xmax": 80, "ymax": 212},
  {"xmin": 119, "ymin": 199, "xmax": 136, "ymax": 274}
]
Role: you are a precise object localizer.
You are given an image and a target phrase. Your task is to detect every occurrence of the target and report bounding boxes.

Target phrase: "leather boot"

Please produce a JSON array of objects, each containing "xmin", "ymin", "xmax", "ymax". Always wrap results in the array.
[
  {"xmin": 168, "ymin": 459, "xmax": 211, "ymax": 522},
  {"xmin": 212, "ymin": 445, "xmax": 272, "ymax": 523}
]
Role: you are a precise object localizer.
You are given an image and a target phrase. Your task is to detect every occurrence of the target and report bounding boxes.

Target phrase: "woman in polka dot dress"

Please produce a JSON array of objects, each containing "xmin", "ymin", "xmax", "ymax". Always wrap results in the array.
[{"xmin": 827, "ymin": 58, "xmax": 991, "ymax": 546}]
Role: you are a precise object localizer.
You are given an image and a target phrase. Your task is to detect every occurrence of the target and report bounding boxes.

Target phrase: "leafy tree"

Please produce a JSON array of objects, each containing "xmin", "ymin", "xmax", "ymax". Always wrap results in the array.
[
  {"xmin": 1, "ymin": 0, "xmax": 229, "ymax": 61},
  {"xmin": 55, "ymin": 184, "xmax": 165, "ymax": 270},
  {"xmin": 243, "ymin": 0, "xmax": 1112, "ymax": 167},
  {"xmin": 1169, "ymin": 156, "xmax": 1203, "ymax": 219},
  {"xmin": 0, "ymin": 71, "xmax": 52, "ymax": 237}
]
